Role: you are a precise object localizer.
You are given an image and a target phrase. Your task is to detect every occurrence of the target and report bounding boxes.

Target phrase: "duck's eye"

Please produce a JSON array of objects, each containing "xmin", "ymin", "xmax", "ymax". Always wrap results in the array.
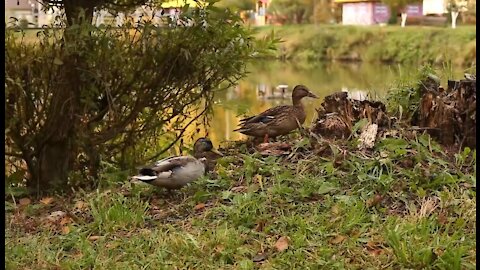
[{"xmin": 205, "ymin": 141, "xmax": 213, "ymax": 150}]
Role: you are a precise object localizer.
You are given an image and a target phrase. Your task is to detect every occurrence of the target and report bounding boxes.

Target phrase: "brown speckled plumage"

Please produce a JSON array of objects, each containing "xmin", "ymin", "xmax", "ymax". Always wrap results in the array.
[{"xmin": 234, "ymin": 85, "xmax": 318, "ymax": 141}]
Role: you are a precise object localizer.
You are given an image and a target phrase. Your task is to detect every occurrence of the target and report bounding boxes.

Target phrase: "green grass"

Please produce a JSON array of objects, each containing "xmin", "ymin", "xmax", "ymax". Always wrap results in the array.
[
  {"xmin": 5, "ymin": 131, "xmax": 476, "ymax": 269},
  {"xmin": 254, "ymin": 24, "xmax": 476, "ymax": 66}
]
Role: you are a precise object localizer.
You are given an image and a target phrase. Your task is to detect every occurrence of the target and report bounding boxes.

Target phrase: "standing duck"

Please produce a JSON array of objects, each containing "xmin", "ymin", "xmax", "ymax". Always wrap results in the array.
[
  {"xmin": 131, "ymin": 137, "xmax": 222, "ymax": 190},
  {"xmin": 234, "ymin": 85, "xmax": 318, "ymax": 143}
]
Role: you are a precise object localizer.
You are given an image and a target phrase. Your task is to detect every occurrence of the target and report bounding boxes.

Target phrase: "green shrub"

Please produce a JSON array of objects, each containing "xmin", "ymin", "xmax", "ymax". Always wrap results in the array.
[{"xmin": 5, "ymin": 6, "xmax": 273, "ymax": 193}]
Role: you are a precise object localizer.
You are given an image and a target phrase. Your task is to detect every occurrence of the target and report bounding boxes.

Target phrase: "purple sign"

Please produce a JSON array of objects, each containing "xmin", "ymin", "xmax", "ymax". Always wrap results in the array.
[
  {"xmin": 373, "ymin": 3, "xmax": 390, "ymax": 23},
  {"xmin": 405, "ymin": 4, "xmax": 423, "ymax": 17}
]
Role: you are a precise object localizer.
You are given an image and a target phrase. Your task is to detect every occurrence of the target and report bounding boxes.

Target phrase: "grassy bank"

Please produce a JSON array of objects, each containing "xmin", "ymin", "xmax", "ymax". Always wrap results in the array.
[
  {"xmin": 6, "ymin": 133, "xmax": 476, "ymax": 269},
  {"xmin": 254, "ymin": 25, "xmax": 476, "ymax": 66}
]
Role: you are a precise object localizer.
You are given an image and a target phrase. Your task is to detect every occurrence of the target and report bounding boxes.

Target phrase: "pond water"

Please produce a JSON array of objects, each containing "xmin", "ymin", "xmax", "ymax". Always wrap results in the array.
[{"xmin": 201, "ymin": 60, "xmax": 463, "ymax": 147}]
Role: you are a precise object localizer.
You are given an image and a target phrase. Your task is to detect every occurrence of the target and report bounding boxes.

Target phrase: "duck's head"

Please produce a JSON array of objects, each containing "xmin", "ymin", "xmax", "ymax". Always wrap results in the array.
[
  {"xmin": 193, "ymin": 137, "xmax": 223, "ymax": 157},
  {"xmin": 292, "ymin": 85, "xmax": 318, "ymax": 100}
]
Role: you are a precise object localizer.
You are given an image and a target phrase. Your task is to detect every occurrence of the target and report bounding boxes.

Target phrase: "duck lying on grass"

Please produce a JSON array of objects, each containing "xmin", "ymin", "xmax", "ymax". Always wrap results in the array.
[
  {"xmin": 235, "ymin": 85, "xmax": 318, "ymax": 143},
  {"xmin": 131, "ymin": 137, "xmax": 222, "ymax": 190}
]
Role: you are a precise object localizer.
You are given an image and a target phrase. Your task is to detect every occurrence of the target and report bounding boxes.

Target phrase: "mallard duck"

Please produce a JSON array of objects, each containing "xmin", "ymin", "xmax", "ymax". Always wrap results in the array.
[
  {"xmin": 192, "ymin": 137, "xmax": 223, "ymax": 172},
  {"xmin": 131, "ymin": 137, "xmax": 222, "ymax": 190},
  {"xmin": 234, "ymin": 85, "xmax": 318, "ymax": 143}
]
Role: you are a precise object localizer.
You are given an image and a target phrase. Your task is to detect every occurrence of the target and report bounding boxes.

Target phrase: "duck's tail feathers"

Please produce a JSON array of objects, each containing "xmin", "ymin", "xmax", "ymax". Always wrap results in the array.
[
  {"xmin": 132, "ymin": 175, "xmax": 157, "ymax": 182},
  {"xmin": 234, "ymin": 127, "xmax": 249, "ymax": 133}
]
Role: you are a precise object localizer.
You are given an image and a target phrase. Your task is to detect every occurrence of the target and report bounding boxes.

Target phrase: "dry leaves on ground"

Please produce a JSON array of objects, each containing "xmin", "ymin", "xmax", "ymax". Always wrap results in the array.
[
  {"xmin": 19, "ymin": 198, "xmax": 31, "ymax": 206},
  {"xmin": 274, "ymin": 236, "xmax": 289, "ymax": 252},
  {"xmin": 194, "ymin": 203, "xmax": 206, "ymax": 211},
  {"xmin": 40, "ymin": 197, "xmax": 54, "ymax": 205},
  {"xmin": 330, "ymin": 235, "xmax": 347, "ymax": 245},
  {"xmin": 88, "ymin": 235, "xmax": 101, "ymax": 241}
]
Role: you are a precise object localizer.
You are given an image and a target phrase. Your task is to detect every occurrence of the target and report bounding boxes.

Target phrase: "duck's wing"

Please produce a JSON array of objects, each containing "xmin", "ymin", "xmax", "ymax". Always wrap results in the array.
[
  {"xmin": 151, "ymin": 156, "xmax": 198, "ymax": 173},
  {"xmin": 133, "ymin": 156, "xmax": 198, "ymax": 182},
  {"xmin": 238, "ymin": 105, "xmax": 290, "ymax": 125}
]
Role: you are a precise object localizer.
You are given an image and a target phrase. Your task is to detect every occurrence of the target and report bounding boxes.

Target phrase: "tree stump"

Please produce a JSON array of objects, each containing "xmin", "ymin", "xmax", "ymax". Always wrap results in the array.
[
  {"xmin": 312, "ymin": 92, "xmax": 390, "ymax": 139},
  {"xmin": 416, "ymin": 75, "xmax": 476, "ymax": 148}
]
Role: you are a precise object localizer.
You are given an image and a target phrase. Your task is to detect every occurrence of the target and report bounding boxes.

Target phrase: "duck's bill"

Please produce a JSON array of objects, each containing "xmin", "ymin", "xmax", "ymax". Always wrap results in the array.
[
  {"xmin": 211, "ymin": 149, "xmax": 224, "ymax": 156},
  {"xmin": 308, "ymin": 92, "xmax": 319, "ymax": 99}
]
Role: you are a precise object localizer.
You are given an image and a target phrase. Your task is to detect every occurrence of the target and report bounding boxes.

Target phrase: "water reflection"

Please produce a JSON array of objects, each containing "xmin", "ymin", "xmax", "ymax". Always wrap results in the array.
[
  {"xmin": 205, "ymin": 60, "xmax": 464, "ymax": 147},
  {"xmin": 207, "ymin": 61, "xmax": 403, "ymax": 146}
]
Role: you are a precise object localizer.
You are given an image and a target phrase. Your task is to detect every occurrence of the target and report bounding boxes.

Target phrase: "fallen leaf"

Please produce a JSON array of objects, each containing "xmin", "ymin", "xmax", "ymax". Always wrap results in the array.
[
  {"xmin": 60, "ymin": 216, "xmax": 73, "ymax": 226},
  {"xmin": 252, "ymin": 252, "xmax": 268, "ymax": 262},
  {"xmin": 253, "ymin": 174, "xmax": 263, "ymax": 183},
  {"xmin": 367, "ymin": 248, "xmax": 383, "ymax": 256},
  {"xmin": 215, "ymin": 245, "xmax": 225, "ymax": 253},
  {"xmin": 255, "ymin": 220, "xmax": 266, "ymax": 232},
  {"xmin": 367, "ymin": 194, "xmax": 383, "ymax": 207},
  {"xmin": 19, "ymin": 198, "xmax": 31, "ymax": 206},
  {"xmin": 48, "ymin": 211, "xmax": 67, "ymax": 222},
  {"xmin": 40, "ymin": 197, "xmax": 54, "ymax": 205},
  {"xmin": 88, "ymin": 236, "xmax": 101, "ymax": 241},
  {"xmin": 74, "ymin": 200, "xmax": 87, "ymax": 210},
  {"xmin": 437, "ymin": 212, "xmax": 448, "ymax": 225},
  {"xmin": 331, "ymin": 204, "xmax": 340, "ymax": 215},
  {"xmin": 140, "ymin": 229, "xmax": 152, "ymax": 235},
  {"xmin": 231, "ymin": 186, "xmax": 247, "ymax": 192},
  {"xmin": 365, "ymin": 241, "xmax": 377, "ymax": 249},
  {"xmin": 330, "ymin": 235, "xmax": 347, "ymax": 244},
  {"xmin": 274, "ymin": 236, "xmax": 289, "ymax": 252},
  {"xmin": 194, "ymin": 203, "xmax": 206, "ymax": 211},
  {"xmin": 106, "ymin": 242, "xmax": 119, "ymax": 249},
  {"xmin": 61, "ymin": 226, "xmax": 70, "ymax": 235}
]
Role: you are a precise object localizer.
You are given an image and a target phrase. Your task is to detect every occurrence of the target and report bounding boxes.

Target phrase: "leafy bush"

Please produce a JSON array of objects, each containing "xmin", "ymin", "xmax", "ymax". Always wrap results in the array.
[{"xmin": 5, "ymin": 5, "xmax": 273, "ymax": 193}]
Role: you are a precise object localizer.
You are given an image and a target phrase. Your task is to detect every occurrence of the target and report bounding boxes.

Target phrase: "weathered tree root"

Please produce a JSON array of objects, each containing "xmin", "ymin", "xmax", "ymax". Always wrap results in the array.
[
  {"xmin": 312, "ymin": 73, "xmax": 476, "ymax": 149},
  {"xmin": 312, "ymin": 92, "xmax": 390, "ymax": 140},
  {"xmin": 415, "ymin": 75, "xmax": 476, "ymax": 148}
]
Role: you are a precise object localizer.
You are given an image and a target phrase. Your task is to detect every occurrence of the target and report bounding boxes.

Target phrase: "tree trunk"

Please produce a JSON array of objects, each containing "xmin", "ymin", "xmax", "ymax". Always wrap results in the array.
[
  {"xmin": 451, "ymin": 11, "xmax": 459, "ymax": 28},
  {"xmin": 62, "ymin": 0, "xmax": 97, "ymax": 26},
  {"xmin": 37, "ymin": 140, "xmax": 74, "ymax": 192},
  {"xmin": 29, "ymin": 0, "xmax": 99, "ymax": 192},
  {"xmin": 400, "ymin": 13, "xmax": 407, "ymax": 27}
]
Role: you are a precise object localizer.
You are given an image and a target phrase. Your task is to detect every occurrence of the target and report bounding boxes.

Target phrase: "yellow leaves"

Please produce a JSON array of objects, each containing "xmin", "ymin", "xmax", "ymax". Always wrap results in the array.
[
  {"xmin": 214, "ymin": 245, "xmax": 225, "ymax": 253},
  {"xmin": 253, "ymin": 174, "xmax": 264, "ymax": 190},
  {"xmin": 330, "ymin": 235, "xmax": 347, "ymax": 244},
  {"xmin": 40, "ymin": 197, "xmax": 54, "ymax": 205},
  {"xmin": 60, "ymin": 216, "xmax": 73, "ymax": 226},
  {"xmin": 74, "ymin": 200, "xmax": 88, "ymax": 210},
  {"xmin": 331, "ymin": 204, "xmax": 340, "ymax": 215},
  {"xmin": 61, "ymin": 226, "xmax": 70, "ymax": 235},
  {"xmin": 274, "ymin": 236, "xmax": 289, "ymax": 252}
]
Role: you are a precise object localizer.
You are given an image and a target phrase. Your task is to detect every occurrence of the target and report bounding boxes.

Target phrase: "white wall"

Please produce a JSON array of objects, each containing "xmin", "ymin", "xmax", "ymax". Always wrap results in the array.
[
  {"xmin": 422, "ymin": 0, "xmax": 447, "ymax": 15},
  {"xmin": 342, "ymin": 2, "xmax": 374, "ymax": 25}
]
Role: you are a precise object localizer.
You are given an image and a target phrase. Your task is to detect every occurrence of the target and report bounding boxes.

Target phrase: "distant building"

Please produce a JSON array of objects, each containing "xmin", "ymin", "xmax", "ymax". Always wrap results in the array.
[
  {"xmin": 334, "ymin": 0, "xmax": 423, "ymax": 25},
  {"xmin": 5, "ymin": 0, "xmax": 61, "ymax": 27},
  {"xmin": 334, "ymin": 0, "xmax": 391, "ymax": 25},
  {"xmin": 422, "ymin": 0, "xmax": 448, "ymax": 15},
  {"xmin": 255, "ymin": 0, "xmax": 269, "ymax": 26}
]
